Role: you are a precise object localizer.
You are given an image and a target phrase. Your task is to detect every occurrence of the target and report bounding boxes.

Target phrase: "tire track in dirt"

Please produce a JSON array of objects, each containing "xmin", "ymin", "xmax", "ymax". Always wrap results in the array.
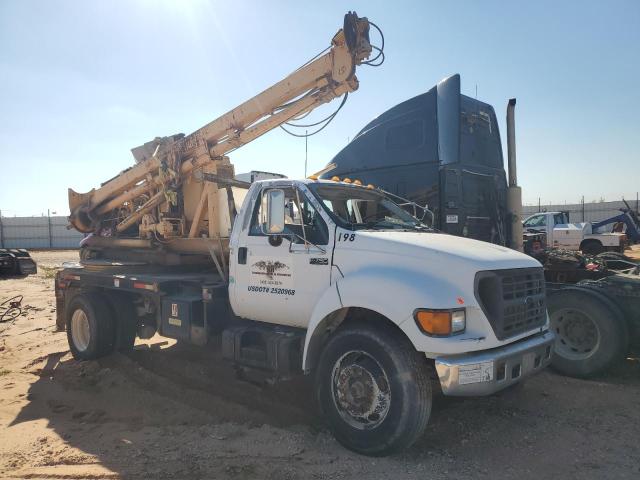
[{"xmin": 116, "ymin": 342, "xmax": 317, "ymax": 428}]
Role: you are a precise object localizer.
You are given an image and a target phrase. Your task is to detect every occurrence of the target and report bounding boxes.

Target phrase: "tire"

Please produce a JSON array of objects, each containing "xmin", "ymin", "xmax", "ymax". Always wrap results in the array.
[
  {"xmin": 580, "ymin": 240, "xmax": 604, "ymax": 255},
  {"xmin": 548, "ymin": 288, "xmax": 628, "ymax": 378},
  {"xmin": 315, "ymin": 322, "xmax": 432, "ymax": 456},
  {"xmin": 66, "ymin": 293, "xmax": 116, "ymax": 360}
]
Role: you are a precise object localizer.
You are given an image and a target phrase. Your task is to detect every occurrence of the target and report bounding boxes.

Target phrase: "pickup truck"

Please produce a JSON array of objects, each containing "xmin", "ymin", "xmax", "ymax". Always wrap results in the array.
[
  {"xmin": 523, "ymin": 211, "xmax": 627, "ymax": 254},
  {"xmin": 56, "ymin": 178, "xmax": 553, "ymax": 455}
]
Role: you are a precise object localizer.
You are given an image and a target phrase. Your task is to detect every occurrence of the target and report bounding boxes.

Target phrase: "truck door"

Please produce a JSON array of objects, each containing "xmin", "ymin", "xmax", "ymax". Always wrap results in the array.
[{"xmin": 231, "ymin": 186, "xmax": 332, "ymax": 327}]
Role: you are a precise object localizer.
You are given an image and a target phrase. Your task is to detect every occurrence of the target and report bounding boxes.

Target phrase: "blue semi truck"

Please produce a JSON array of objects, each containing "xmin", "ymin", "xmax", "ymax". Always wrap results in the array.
[{"xmin": 320, "ymin": 74, "xmax": 511, "ymax": 247}]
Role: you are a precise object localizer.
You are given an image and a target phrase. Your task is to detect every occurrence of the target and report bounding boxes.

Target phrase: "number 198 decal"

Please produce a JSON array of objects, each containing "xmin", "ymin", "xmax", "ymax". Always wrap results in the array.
[{"xmin": 338, "ymin": 233, "xmax": 356, "ymax": 242}]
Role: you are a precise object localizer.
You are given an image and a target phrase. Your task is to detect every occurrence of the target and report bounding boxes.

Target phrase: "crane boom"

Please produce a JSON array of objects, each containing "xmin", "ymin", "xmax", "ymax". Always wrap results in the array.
[{"xmin": 68, "ymin": 12, "xmax": 376, "ymax": 254}]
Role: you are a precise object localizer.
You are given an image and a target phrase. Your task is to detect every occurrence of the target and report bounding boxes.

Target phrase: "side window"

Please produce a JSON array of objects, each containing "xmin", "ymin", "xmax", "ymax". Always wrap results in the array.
[
  {"xmin": 554, "ymin": 213, "xmax": 567, "ymax": 225},
  {"xmin": 250, "ymin": 188, "xmax": 329, "ymax": 245}
]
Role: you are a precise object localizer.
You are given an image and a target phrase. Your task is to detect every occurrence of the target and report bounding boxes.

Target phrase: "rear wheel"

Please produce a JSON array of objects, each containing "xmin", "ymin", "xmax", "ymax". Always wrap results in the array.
[
  {"xmin": 66, "ymin": 293, "xmax": 115, "ymax": 360},
  {"xmin": 548, "ymin": 289, "xmax": 628, "ymax": 377},
  {"xmin": 580, "ymin": 240, "xmax": 604, "ymax": 255},
  {"xmin": 315, "ymin": 322, "xmax": 431, "ymax": 456}
]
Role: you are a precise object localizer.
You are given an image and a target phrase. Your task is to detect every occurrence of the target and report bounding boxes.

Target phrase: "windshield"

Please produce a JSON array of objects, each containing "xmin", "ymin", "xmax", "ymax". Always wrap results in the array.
[
  {"xmin": 523, "ymin": 214, "xmax": 546, "ymax": 228},
  {"xmin": 308, "ymin": 183, "xmax": 430, "ymax": 231}
]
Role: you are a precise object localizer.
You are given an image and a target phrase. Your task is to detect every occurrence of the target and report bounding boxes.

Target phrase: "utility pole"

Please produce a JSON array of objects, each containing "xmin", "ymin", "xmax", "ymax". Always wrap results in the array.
[
  {"xmin": 47, "ymin": 208, "xmax": 52, "ymax": 248},
  {"xmin": 0, "ymin": 209, "xmax": 4, "ymax": 248},
  {"xmin": 581, "ymin": 195, "xmax": 585, "ymax": 222},
  {"xmin": 538, "ymin": 197, "xmax": 541, "ymax": 213},
  {"xmin": 304, "ymin": 130, "xmax": 308, "ymax": 178}
]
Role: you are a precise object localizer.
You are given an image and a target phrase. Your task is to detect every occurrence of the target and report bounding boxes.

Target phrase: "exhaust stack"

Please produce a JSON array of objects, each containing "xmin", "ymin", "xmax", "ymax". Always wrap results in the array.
[{"xmin": 506, "ymin": 98, "xmax": 524, "ymax": 252}]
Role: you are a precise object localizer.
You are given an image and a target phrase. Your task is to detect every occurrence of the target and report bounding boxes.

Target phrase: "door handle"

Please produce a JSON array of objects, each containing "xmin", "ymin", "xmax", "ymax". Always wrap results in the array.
[{"xmin": 238, "ymin": 247, "xmax": 248, "ymax": 264}]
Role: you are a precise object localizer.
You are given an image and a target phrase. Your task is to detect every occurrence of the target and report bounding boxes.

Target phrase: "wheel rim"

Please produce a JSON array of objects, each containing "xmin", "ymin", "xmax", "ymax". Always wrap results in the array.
[
  {"xmin": 551, "ymin": 308, "xmax": 600, "ymax": 360},
  {"xmin": 330, "ymin": 350, "xmax": 391, "ymax": 430},
  {"xmin": 71, "ymin": 309, "xmax": 91, "ymax": 352}
]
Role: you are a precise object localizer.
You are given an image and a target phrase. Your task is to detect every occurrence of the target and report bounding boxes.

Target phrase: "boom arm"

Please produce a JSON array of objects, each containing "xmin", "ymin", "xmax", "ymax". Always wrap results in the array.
[{"xmin": 68, "ymin": 12, "xmax": 374, "ymax": 240}]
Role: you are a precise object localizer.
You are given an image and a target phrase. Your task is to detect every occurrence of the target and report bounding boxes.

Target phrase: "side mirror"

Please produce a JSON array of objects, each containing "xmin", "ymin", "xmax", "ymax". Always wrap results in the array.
[
  {"xmin": 261, "ymin": 189, "xmax": 285, "ymax": 235},
  {"xmin": 421, "ymin": 205, "xmax": 435, "ymax": 226}
]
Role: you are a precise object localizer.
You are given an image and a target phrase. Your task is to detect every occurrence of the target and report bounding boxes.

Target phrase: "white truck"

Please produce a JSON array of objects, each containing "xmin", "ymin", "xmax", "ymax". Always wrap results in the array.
[
  {"xmin": 523, "ymin": 211, "xmax": 626, "ymax": 254},
  {"xmin": 56, "ymin": 12, "xmax": 553, "ymax": 455},
  {"xmin": 56, "ymin": 178, "xmax": 553, "ymax": 455}
]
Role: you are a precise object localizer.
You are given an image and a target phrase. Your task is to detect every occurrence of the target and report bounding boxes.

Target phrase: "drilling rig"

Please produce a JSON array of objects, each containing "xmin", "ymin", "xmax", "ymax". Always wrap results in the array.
[{"xmin": 69, "ymin": 12, "xmax": 380, "ymax": 264}]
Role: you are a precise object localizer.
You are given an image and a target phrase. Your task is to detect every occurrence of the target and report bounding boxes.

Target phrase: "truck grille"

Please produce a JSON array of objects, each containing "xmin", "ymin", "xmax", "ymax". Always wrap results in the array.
[{"xmin": 475, "ymin": 267, "xmax": 546, "ymax": 340}]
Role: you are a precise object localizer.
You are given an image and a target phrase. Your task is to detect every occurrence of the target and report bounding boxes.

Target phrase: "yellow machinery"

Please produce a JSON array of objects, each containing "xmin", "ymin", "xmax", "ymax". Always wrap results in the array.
[{"xmin": 68, "ymin": 12, "xmax": 380, "ymax": 263}]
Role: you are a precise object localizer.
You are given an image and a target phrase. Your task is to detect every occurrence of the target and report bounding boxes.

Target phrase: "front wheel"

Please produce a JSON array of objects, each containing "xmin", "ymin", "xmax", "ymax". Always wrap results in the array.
[{"xmin": 315, "ymin": 322, "xmax": 432, "ymax": 456}]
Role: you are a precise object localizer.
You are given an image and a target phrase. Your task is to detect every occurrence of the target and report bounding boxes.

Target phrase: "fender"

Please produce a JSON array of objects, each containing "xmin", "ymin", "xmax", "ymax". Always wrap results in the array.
[
  {"xmin": 302, "ymin": 265, "xmax": 465, "ymax": 371},
  {"xmin": 335, "ymin": 265, "xmax": 465, "ymax": 323},
  {"xmin": 334, "ymin": 265, "xmax": 541, "ymax": 354},
  {"xmin": 302, "ymin": 283, "xmax": 343, "ymax": 372}
]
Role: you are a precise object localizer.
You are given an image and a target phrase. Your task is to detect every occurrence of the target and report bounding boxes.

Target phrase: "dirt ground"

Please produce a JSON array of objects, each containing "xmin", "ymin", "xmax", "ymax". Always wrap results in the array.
[{"xmin": 1, "ymin": 250, "xmax": 639, "ymax": 480}]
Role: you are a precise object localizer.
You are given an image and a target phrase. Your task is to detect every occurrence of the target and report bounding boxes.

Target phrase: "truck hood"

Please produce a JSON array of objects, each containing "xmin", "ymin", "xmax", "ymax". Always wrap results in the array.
[
  {"xmin": 350, "ymin": 230, "xmax": 540, "ymax": 270},
  {"xmin": 329, "ymin": 229, "xmax": 546, "ymax": 356}
]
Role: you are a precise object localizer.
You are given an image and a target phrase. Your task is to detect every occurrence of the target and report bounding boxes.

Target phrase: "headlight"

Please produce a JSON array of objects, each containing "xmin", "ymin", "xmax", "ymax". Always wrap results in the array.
[
  {"xmin": 451, "ymin": 310, "xmax": 466, "ymax": 333},
  {"xmin": 414, "ymin": 308, "xmax": 466, "ymax": 336}
]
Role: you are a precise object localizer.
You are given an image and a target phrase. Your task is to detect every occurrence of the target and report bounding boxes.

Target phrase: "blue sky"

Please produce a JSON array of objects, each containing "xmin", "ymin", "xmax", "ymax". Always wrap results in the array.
[{"xmin": 1, "ymin": 0, "xmax": 639, "ymax": 216}]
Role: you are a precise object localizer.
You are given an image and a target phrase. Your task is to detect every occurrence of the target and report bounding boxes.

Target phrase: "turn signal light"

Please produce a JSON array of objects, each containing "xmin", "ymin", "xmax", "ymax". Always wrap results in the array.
[{"xmin": 414, "ymin": 309, "xmax": 465, "ymax": 336}]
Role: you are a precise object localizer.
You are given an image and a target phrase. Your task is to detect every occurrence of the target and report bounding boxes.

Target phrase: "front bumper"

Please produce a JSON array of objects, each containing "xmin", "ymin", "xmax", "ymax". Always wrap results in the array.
[{"xmin": 435, "ymin": 330, "xmax": 554, "ymax": 396}]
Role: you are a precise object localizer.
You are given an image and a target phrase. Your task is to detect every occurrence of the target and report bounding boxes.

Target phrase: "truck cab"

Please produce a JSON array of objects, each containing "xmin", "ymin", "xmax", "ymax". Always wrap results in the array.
[
  {"xmin": 523, "ymin": 211, "xmax": 626, "ymax": 254},
  {"xmin": 230, "ymin": 178, "xmax": 552, "ymax": 364}
]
